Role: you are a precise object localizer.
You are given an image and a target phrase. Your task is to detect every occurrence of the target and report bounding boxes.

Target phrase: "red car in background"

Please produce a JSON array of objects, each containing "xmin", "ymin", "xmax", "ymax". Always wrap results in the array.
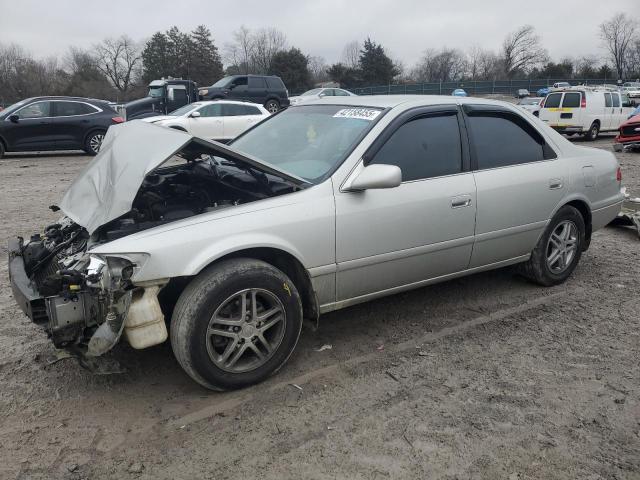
[{"xmin": 615, "ymin": 114, "xmax": 640, "ymax": 151}]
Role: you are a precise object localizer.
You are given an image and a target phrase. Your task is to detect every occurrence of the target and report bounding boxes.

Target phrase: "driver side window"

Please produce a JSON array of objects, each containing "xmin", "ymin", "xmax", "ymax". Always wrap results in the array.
[
  {"xmin": 370, "ymin": 113, "xmax": 462, "ymax": 182},
  {"xmin": 17, "ymin": 102, "xmax": 51, "ymax": 119},
  {"xmin": 199, "ymin": 104, "xmax": 223, "ymax": 117}
]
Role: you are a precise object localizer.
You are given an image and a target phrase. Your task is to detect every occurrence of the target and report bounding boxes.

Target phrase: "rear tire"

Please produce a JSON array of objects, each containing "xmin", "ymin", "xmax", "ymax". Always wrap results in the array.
[
  {"xmin": 519, "ymin": 205, "xmax": 585, "ymax": 286},
  {"xmin": 170, "ymin": 258, "xmax": 303, "ymax": 391},
  {"xmin": 586, "ymin": 122, "xmax": 600, "ymax": 141},
  {"xmin": 84, "ymin": 131, "xmax": 105, "ymax": 155},
  {"xmin": 264, "ymin": 99, "xmax": 280, "ymax": 113}
]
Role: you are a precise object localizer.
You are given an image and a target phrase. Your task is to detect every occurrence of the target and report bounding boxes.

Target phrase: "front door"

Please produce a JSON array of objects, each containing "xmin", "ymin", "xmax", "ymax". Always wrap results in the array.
[
  {"xmin": 188, "ymin": 103, "xmax": 224, "ymax": 140},
  {"xmin": 3, "ymin": 100, "xmax": 55, "ymax": 151},
  {"xmin": 334, "ymin": 106, "xmax": 477, "ymax": 302}
]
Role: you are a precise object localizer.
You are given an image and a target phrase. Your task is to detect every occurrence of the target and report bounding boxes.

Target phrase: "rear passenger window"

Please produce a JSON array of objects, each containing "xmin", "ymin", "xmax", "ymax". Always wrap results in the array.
[
  {"xmin": 604, "ymin": 93, "xmax": 612, "ymax": 107},
  {"xmin": 265, "ymin": 77, "xmax": 283, "ymax": 90},
  {"xmin": 544, "ymin": 93, "xmax": 562, "ymax": 108},
  {"xmin": 562, "ymin": 93, "xmax": 581, "ymax": 108},
  {"xmin": 248, "ymin": 77, "xmax": 267, "ymax": 89},
  {"xmin": 466, "ymin": 112, "xmax": 554, "ymax": 169},
  {"xmin": 244, "ymin": 106, "xmax": 261, "ymax": 115},
  {"xmin": 612, "ymin": 94, "xmax": 620, "ymax": 107},
  {"xmin": 369, "ymin": 113, "xmax": 462, "ymax": 181}
]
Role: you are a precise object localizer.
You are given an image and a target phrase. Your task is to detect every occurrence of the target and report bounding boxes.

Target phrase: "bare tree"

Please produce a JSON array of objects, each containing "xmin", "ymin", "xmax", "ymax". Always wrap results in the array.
[
  {"xmin": 413, "ymin": 47, "xmax": 468, "ymax": 82},
  {"xmin": 224, "ymin": 26, "xmax": 254, "ymax": 74},
  {"xmin": 501, "ymin": 25, "xmax": 548, "ymax": 78},
  {"xmin": 308, "ymin": 55, "xmax": 329, "ymax": 84},
  {"xmin": 251, "ymin": 28, "xmax": 287, "ymax": 73},
  {"xmin": 94, "ymin": 35, "xmax": 141, "ymax": 95},
  {"xmin": 341, "ymin": 40, "xmax": 361, "ymax": 69},
  {"xmin": 600, "ymin": 13, "xmax": 638, "ymax": 79}
]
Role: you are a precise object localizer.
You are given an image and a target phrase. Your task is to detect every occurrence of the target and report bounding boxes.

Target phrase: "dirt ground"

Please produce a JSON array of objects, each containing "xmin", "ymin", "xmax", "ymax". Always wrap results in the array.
[{"xmin": 0, "ymin": 135, "xmax": 639, "ymax": 480}]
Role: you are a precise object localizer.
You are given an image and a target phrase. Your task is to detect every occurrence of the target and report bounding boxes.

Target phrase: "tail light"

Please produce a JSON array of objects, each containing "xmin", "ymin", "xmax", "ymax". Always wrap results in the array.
[
  {"xmin": 581, "ymin": 95, "xmax": 586, "ymax": 108},
  {"xmin": 616, "ymin": 167, "xmax": 622, "ymax": 182},
  {"xmin": 111, "ymin": 116, "xmax": 124, "ymax": 124}
]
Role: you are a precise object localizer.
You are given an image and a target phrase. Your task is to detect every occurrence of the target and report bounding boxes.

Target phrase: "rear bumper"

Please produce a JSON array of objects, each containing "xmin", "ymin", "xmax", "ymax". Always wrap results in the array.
[{"xmin": 8, "ymin": 237, "xmax": 48, "ymax": 325}]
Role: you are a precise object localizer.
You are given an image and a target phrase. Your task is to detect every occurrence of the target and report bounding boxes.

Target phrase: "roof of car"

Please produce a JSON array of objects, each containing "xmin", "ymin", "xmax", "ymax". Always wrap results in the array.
[
  {"xmin": 195, "ymin": 99, "xmax": 267, "ymax": 107},
  {"xmin": 20, "ymin": 96, "xmax": 109, "ymax": 103},
  {"xmin": 298, "ymin": 94, "xmax": 515, "ymax": 109}
]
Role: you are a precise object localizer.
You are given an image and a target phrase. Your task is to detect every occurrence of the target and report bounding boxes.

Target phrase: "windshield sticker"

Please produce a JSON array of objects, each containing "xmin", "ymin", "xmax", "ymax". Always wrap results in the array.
[{"xmin": 333, "ymin": 108, "xmax": 381, "ymax": 121}]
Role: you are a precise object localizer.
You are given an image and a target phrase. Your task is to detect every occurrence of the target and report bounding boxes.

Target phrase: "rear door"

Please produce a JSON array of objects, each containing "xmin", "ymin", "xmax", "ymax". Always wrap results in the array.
[
  {"xmin": 221, "ymin": 104, "xmax": 262, "ymax": 140},
  {"xmin": 463, "ymin": 105, "xmax": 565, "ymax": 267},
  {"xmin": 248, "ymin": 77, "xmax": 268, "ymax": 104},
  {"xmin": 51, "ymin": 100, "xmax": 102, "ymax": 149},
  {"xmin": 559, "ymin": 91, "xmax": 581, "ymax": 127},
  {"xmin": 610, "ymin": 92, "xmax": 625, "ymax": 130},
  {"xmin": 539, "ymin": 92, "xmax": 563, "ymax": 126},
  {"xmin": 3, "ymin": 101, "xmax": 55, "ymax": 150}
]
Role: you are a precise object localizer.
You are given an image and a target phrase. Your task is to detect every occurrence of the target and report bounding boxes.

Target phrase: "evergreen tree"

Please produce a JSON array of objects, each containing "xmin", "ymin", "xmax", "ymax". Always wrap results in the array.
[
  {"xmin": 190, "ymin": 25, "xmax": 224, "ymax": 86},
  {"xmin": 358, "ymin": 38, "xmax": 398, "ymax": 85},
  {"xmin": 141, "ymin": 32, "xmax": 170, "ymax": 83},
  {"xmin": 271, "ymin": 47, "xmax": 311, "ymax": 91}
]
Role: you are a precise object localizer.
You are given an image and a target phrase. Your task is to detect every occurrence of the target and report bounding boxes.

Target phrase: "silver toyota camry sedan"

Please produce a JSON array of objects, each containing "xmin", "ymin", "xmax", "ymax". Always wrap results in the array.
[{"xmin": 9, "ymin": 95, "xmax": 624, "ymax": 390}]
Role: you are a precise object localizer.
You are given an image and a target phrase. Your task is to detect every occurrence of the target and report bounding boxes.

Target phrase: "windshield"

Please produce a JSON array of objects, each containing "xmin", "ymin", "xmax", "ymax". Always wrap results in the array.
[
  {"xmin": 169, "ymin": 103, "xmax": 199, "ymax": 116},
  {"xmin": 519, "ymin": 98, "xmax": 542, "ymax": 105},
  {"xmin": 0, "ymin": 98, "xmax": 31, "ymax": 118},
  {"xmin": 148, "ymin": 86, "xmax": 165, "ymax": 98},
  {"xmin": 231, "ymin": 105, "xmax": 383, "ymax": 183},
  {"xmin": 301, "ymin": 88, "xmax": 322, "ymax": 96},
  {"xmin": 210, "ymin": 77, "xmax": 233, "ymax": 88}
]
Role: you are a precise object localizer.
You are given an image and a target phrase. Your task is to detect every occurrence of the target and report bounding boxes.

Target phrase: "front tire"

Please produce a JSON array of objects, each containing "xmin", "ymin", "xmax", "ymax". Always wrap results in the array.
[
  {"xmin": 519, "ymin": 205, "xmax": 585, "ymax": 286},
  {"xmin": 84, "ymin": 131, "xmax": 105, "ymax": 155},
  {"xmin": 170, "ymin": 258, "xmax": 303, "ymax": 391}
]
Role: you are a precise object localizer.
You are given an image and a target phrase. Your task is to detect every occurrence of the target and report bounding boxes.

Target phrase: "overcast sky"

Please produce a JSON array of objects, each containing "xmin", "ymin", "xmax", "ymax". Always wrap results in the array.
[{"xmin": 0, "ymin": 0, "xmax": 636, "ymax": 67}]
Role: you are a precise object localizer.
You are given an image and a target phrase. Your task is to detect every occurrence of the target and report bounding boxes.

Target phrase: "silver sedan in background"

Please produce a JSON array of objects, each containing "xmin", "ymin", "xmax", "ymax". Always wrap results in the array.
[
  {"xmin": 289, "ymin": 87, "xmax": 356, "ymax": 105},
  {"xmin": 9, "ymin": 95, "xmax": 624, "ymax": 391}
]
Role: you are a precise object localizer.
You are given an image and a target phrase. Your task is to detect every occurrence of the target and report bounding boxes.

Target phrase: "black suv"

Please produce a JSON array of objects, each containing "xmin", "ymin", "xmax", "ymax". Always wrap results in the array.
[
  {"xmin": 0, "ymin": 96, "xmax": 123, "ymax": 158},
  {"xmin": 199, "ymin": 75, "xmax": 289, "ymax": 113}
]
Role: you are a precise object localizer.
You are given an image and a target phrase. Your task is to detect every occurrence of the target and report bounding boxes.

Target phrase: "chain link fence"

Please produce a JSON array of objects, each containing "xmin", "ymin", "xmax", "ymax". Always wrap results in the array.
[{"xmin": 347, "ymin": 78, "xmax": 616, "ymax": 96}]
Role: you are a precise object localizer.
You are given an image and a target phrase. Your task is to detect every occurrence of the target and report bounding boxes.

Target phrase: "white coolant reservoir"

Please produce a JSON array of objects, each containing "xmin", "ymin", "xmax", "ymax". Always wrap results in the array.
[{"xmin": 124, "ymin": 285, "xmax": 168, "ymax": 349}]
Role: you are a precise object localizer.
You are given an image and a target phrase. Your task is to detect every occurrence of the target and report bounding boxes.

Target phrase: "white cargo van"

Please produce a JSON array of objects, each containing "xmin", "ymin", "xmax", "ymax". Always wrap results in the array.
[{"xmin": 539, "ymin": 88, "xmax": 634, "ymax": 140}]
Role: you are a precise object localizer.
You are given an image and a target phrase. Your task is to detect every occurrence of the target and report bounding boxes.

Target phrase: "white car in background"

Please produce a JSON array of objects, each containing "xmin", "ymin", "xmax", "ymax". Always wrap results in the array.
[
  {"xmin": 142, "ymin": 100, "xmax": 270, "ymax": 142},
  {"xmin": 517, "ymin": 97, "xmax": 544, "ymax": 116},
  {"xmin": 289, "ymin": 87, "xmax": 356, "ymax": 105}
]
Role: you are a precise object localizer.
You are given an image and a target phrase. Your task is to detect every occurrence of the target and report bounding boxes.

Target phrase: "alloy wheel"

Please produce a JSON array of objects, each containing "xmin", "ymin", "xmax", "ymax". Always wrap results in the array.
[
  {"xmin": 546, "ymin": 220, "xmax": 578, "ymax": 274},
  {"xmin": 206, "ymin": 288, "xmax": 286, "ymax": 373},
  {"xmin": 89, "ymin": 133, "xmax": 104, "ymax": 153}
]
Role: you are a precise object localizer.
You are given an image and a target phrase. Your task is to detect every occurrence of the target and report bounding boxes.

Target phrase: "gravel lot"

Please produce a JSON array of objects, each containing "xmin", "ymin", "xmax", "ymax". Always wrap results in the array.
[{"xmin": 0, "ymin": 135, "xmax": 639, "ymax": 480}]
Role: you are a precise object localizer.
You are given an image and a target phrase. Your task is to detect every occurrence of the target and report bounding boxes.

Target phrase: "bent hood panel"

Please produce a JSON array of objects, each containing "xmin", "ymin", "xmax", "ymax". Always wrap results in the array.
[
  {"xmin": 59, "ymin": 120, "xmax": 308, "ymax": 234},
  {"xmin": 59, "ymin": 121, "xmax": 192, "ymax": 234}
]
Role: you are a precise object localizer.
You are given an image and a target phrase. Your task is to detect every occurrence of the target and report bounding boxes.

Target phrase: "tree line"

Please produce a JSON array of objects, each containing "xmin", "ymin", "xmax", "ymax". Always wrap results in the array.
[{"xmin": 0, "ymin": 13, "xmax": 639, "ymax": 106}]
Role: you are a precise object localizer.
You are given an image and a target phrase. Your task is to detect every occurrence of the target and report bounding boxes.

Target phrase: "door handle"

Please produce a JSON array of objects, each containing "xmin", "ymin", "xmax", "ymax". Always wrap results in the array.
[
  {"xmin": 549, "ymin": 178, "xmax": 563, "ymax": 190},
  {"xmin": 451, "ymin": 195, "xmax": 472, "ymax": 209}
]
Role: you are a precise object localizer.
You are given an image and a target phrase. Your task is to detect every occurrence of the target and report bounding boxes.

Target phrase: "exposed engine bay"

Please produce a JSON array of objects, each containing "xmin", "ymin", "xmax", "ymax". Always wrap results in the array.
[{"xmin": 9, "ymin": 143, "xmax": 302, "ymax": 365}]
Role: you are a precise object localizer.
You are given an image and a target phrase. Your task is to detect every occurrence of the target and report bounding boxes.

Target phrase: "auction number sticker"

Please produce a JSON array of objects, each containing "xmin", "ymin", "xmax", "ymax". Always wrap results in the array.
[{"xmin": 333, "ymin": 108, "xmax": 381, "ymax": 121}]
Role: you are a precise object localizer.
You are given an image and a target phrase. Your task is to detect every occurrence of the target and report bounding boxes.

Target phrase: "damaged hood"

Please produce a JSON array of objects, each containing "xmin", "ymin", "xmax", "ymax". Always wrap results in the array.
[{"xmin": 59, "ymin": 121, "xmax": 307, "ymax": 234}]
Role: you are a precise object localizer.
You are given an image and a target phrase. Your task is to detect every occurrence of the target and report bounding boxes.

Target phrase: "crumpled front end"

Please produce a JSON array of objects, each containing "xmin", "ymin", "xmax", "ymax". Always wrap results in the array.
[{"xmin": 8, "ymin": 218, "xmax": 163, "ymax": 359}]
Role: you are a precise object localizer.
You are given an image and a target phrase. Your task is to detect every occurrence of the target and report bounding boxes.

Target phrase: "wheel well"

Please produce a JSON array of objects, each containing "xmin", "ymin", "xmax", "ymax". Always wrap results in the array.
[
  {"xmin": 218, "ymin": 248, "xmax": 318, "ymax": 321},
  {"xmin": 83, "ymin": 128, "xmax": 106, "ymax": 145},
  {"xmin": 591, "ymin": 120, "xmax": 600, "ymax": 127},
  {"xmin": 566, "ymin": 200, "xmax": 592, "ymax": 250}
]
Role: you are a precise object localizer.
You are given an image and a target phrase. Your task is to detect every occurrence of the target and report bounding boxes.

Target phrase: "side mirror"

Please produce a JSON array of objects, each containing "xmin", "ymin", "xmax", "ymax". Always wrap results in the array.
[
  {"xmin": 9, "ymin": 114, "xmax": 19, "ymax": 123},
  {"xmin": 349, "ymin": 164, "xmax": 402, "ymax": 191},
  {"xmin": 190, "ymin": 111, "xmax": 201, "ymax": 118},
  {"xmin": 318, "ymin": 92, "xmax": 326, "ymax": 98}
]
